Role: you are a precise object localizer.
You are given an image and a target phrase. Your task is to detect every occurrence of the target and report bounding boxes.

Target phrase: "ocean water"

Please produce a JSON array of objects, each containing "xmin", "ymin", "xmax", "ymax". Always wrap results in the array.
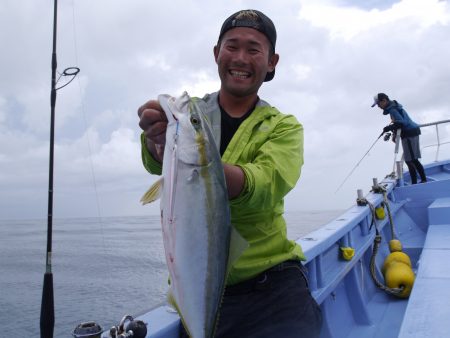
[{"xmin": 0, "ymin": 210, "xmax": 341, "ymax": 337}]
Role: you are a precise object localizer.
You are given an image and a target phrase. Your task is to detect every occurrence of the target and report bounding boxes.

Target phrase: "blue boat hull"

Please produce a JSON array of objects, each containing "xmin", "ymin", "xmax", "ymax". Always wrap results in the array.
[
  {"xmin": 124, "ymin": 160, "xmax": 449, "ymax": 338},
  {"xmin": 302, "ymin": 160, "xmax": 450, "ymax": 338}
]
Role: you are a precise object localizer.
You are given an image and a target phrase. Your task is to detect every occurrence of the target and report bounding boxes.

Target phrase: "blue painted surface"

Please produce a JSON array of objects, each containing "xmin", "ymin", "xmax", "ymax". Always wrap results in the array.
[
  {"xmin": 427, "ymin": 198, "xmax": 450, "ymax": 225},
  {"xmin": 398, "ymin": 223, "xmax": 450, "ymax": 338},
  {"xmin": 115, "ymin": 158, "xmax": 450, "ymax": 338},
  {"xmin": 136, "ymin": 305, "xmax": 180, "ymax": 338},
  {"xmin": 311, "ymin": 160, "xmax": 450, "ymax": 338}
]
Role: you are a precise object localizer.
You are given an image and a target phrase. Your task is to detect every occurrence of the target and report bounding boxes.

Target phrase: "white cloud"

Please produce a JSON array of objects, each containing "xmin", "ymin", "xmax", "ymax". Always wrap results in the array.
[
  {"xmin": 176, "ymin": 71, "xmax": 221, "ymax": 98},
  {"xmin": 137, "ymin": 54, "xmax": 172, "ymax": 72},
  {"xmin": 299, "ymin": 0, "xmax": 449, "ymax": 40},
  {"xmin": 0, "ymin": 96, "xmax": 6, "ymax": 124},
  {"xmin": 292, "ymin": 64, "xmax": 312, "ymax": 81}
]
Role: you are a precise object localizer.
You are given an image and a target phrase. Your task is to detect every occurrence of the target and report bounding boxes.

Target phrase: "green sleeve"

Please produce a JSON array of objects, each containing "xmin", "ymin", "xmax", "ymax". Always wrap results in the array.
[
  {"xmin": 230, "ymin": 115, "xmax": 303, "ymax": 211},
  {"xmin": 140, "ymin": 132, "xmax": 162, "ymax": 175}
]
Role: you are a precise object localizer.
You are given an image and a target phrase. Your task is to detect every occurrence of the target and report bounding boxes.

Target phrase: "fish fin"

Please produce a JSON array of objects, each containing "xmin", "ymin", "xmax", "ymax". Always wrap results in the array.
[
  {"xmin": 140, "ymin": 177, "xmax": 163, "ymax": 205},
  {"xmin": 226, "ymin": 226, "xmax": 249, "ymax": 277}
]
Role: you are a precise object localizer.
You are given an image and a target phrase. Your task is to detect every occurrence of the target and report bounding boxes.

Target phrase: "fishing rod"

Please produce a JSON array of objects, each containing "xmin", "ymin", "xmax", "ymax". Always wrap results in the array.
[
  {"xmin": 335, "ymin": 131, "xmax": 384, "ymax": 193},
  {"xmin": 40, "ymin": 1, "xmax": 79, "ymax": 337}
]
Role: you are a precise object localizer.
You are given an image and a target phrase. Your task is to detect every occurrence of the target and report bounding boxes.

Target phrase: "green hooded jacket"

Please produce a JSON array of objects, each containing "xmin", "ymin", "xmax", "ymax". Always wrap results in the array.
[{"xmin": 141, "ymin": 92, "xmax": 305, "ymax": 285}]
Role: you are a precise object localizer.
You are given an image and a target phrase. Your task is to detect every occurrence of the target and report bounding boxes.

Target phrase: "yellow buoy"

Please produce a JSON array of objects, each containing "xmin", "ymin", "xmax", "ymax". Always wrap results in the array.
[
  {"xmin": 340, "ymin": 247, "xmax": 355, "ymax": 261},
  {"xmin": 389, "ymin": 239, "xmax": 403, "ymax": 252},
  {"xmin": 375, "ymin": 205, "xmax": 386, "ymax": 220},
  {"xmin": 382, "ymin": 249, "xmax": 415, "ymax": 298},
  {"xmin": 382, "ymin": 251, "xmax": 411, "ymax": 273},
  {"xmin": 384, "ymin": 260, "xmax": 415, "ymax": 298}
]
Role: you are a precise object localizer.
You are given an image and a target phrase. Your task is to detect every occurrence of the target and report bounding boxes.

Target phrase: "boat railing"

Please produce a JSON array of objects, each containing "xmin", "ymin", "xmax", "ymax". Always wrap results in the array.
[
  {"xmin": 419, "ymin": 119, "xmax": 450, "ymax": 162},
  {"xmin": 392, "ymin": 119, "xmax": 450, "ymax": 171}
]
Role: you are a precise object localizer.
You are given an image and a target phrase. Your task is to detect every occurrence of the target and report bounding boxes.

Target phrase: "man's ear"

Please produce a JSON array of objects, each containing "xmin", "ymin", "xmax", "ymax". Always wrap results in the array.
[
  {"xmin": 268, "ymin": 53, "xmax": 279, "ymax": 72},
  {"xmin": 213, "ymin": 45, "xmax": 220, "ymax": 63}
]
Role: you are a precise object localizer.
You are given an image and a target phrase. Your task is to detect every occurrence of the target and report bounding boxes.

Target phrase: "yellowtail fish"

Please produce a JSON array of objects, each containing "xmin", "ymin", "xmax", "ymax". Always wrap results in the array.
[{"xmin": 141, "ymin": 92, "xmax": 246, "ymax": 338}]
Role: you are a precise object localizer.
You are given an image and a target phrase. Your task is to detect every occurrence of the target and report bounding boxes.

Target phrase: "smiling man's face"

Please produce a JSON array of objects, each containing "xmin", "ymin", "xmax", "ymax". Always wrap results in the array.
[{"xmin": 214, "ymin": 27, "xmax": 278, "ymax": 98}]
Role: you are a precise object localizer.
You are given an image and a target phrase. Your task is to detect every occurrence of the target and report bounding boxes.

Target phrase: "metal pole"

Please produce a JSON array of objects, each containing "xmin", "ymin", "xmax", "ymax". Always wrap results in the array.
[
  {"xmin": 392, "ymin": 129, "xmax": 401, "ymax": 174},
  {"xmin": 435, "ymin": 124, "xmax": 440, "ymax": 162},
  {"xmin": 396, "ymin": 161, "xmax": 404, "ymax": 187}
]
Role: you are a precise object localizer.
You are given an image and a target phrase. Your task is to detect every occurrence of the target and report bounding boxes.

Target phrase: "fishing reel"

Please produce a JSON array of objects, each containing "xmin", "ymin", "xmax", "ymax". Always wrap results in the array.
[
  {"xmin": 73, "ymin": 321, "xmax": 103, "ymax": 338},
  {"xmin": 383, "ymin": 132, "xmax": 392, "ymax": 141},
  {"xmin": 108, "ymin": 315, "xmax": 147, "ymax": 338}
]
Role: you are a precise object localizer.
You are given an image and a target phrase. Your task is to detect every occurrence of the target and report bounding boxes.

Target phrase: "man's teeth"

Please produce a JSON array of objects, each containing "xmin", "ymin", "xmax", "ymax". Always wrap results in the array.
[{"xmin": 230, "ymin": 70, "xmax": 250, "ymax": 78}]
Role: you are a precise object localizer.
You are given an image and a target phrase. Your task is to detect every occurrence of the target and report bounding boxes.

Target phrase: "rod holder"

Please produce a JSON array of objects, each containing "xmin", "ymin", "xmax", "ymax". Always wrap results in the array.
[
  {"xmin": 357, "ymin": 189, "xmax": 364, "ymax": 200},
  {"xmin": 356, "ymin": 189, "xmax": 367, "ymax": 206},
  {"xmin": 372, "ymin": 178, "xmax": 379, "ymax": 190}
]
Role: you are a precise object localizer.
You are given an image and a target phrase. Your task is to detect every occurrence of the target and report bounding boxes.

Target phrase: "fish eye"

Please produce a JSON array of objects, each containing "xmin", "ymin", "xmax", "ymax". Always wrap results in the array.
[{"xmin": 190, "ymin": 116, "xmax": 200, "ymax": 125}]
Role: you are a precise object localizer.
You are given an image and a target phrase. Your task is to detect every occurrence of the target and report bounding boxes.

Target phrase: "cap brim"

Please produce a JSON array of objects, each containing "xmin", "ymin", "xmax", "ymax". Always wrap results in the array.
[
  {"xmin": 371, "ymin": 102, "xmax": 377, "ymax": 107},
  {"xmin": 264, "ymin": 69, "xmax": 275, "ymax": 82}
]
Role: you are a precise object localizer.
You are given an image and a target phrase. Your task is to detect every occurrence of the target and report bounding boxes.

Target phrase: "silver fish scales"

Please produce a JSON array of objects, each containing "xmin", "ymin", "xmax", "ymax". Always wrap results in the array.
[{"xmin": 142, "ymin": 92, "xmax": 245, "ymax": 338}]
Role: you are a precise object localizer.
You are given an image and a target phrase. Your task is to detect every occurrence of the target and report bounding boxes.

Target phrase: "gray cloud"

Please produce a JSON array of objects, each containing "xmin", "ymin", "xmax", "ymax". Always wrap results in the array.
[{"xmin": 1, "ymin": 0, "xmax": 449, "ymax": 219}]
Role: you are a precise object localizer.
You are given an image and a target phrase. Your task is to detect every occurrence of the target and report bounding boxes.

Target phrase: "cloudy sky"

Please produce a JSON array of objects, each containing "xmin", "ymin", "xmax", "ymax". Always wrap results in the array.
[{"xmin": 1, "ymin": 0, "xmax": 449, "ymax": 220}]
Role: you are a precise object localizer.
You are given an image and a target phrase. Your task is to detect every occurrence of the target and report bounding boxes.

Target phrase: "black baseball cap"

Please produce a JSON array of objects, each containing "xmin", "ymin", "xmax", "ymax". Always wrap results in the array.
[
  {"xmin": 217, "ymin": 9, "xmax": 277, "ymax": 82},
  {"xmin": 371, "ymin": 93, "xmax": 389, "ymax": 107}
]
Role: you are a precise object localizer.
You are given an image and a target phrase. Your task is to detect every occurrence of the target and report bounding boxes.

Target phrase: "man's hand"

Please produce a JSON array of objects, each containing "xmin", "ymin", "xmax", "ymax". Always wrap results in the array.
[
  {"xmin": 383, "ymin": 125, "xmax": 394, "ymax": 134},
  {"xmin": 138, "ymin": 100, "xmax": 168, "ymax": 162}
]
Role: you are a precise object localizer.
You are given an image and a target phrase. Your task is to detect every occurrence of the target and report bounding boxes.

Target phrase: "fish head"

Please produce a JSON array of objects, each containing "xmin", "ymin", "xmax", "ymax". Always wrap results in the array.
[{"xmin": 159, "ymin": 92, "xmax": 218, "ymax": 167}]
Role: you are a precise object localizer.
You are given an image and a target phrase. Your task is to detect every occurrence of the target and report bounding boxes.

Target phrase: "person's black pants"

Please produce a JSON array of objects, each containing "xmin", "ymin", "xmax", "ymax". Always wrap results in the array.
[
  {"xmin": 405, "ymin": 159, "xmax": 426, "ymax": 184},
  {"xmin": 180, "ymin": 260, "xmax": 322, "ymax": 338}
]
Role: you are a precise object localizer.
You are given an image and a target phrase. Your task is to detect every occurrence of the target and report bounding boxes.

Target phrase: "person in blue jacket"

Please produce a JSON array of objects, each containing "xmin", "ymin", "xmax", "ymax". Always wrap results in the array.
[{"xmin": 372, "ymin": 93, "xmax": 427, "ymax": 184}]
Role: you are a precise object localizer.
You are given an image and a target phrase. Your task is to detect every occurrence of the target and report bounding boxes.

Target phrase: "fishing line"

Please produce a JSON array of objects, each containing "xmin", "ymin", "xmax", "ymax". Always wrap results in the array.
[
  {"xmin": 335, "ymin": 132, "xmax": 384, "ymax": 193},
  {"xmin": 70, "ymin": 1, "xmax": 103, "ymax": 221},
  {"xmin": 69, "ymin": 0, "xmax": 111, "ymax": 259}
]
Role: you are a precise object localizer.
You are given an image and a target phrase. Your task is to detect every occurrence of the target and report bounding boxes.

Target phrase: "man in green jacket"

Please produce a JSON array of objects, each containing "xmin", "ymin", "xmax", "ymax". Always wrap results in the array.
[{"xmin": 138, "ymin": 9, "xmax": 322, "ymax": 338}]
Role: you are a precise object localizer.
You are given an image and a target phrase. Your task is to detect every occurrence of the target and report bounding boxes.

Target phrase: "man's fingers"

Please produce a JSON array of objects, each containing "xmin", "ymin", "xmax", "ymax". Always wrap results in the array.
[
  {"xmin": 143, "ymin": 122, "xmax": 167, "ymax": 144},
  {"xmin": 138, "ymin": 109, "xmax": 168, "ymax": 126},
  {"xmin": 138, "ymin": 98, "xmax": 169, "ymax": 153},
  {"xmin": 138, "ymin": 100, "xmax": 166, "ymax": 119},
  {"xmin": 140, "ymin": 118, "xmax": 167, "ymax": 136},
  {"xmin": 137, "ymin": 99, "xmax": 158, "ymax": 117},
  {"xmin": 139, "ymin": 109, "xmax": 166, "ymax": 130},
  {"xmin": 155, "ymin": 144, "xmax": 165, "ymax": 161}
]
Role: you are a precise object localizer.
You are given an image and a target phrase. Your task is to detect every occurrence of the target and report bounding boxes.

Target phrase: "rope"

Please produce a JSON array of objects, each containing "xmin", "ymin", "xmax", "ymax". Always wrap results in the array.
[
  {"xmin": 371, "ymin": 184, "xmax": 396, "ymax": 240},
  {"xmin": 358, "ymin": 196, "xmax": 404, "ymax": 296},
  {"xmin": 385, "ymin": 172, "xmax": 396, "ymax": 179},
  {"xmin": 369, "ymin": 233, "xmax": 404, "ymax": 296}
]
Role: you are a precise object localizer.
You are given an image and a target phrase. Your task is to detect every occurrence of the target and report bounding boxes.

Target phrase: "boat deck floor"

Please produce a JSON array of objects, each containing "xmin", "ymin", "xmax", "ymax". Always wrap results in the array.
[
  {"xmin": 345, "ymin": 197, "xmax": 450, "ymax": 338},
  {"xmin": 346, "ymin": 293, "xmax": 408, "ymax": 338},
  {"xmin": 398, "ymin": 222, "xmax": 450, "ymax": 338},
  {"xmin": 398, "ymin": 197, "xmax": 450, "ymax": 337}
]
